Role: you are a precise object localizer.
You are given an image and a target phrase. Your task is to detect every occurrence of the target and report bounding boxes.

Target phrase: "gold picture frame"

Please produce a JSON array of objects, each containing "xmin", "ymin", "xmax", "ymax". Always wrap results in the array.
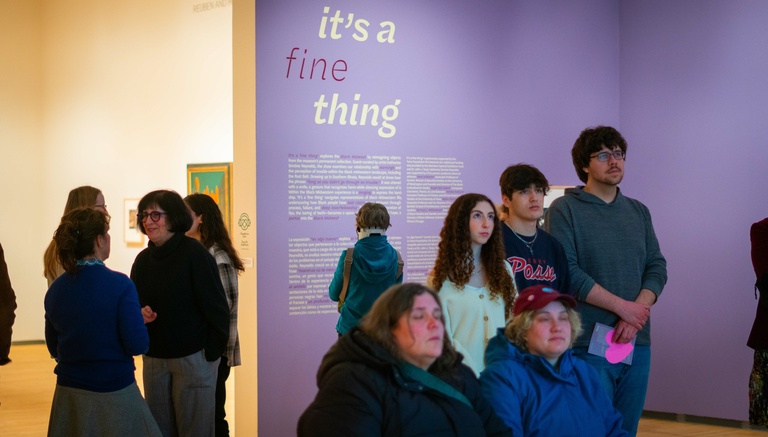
[{"xmin": 186, "ymin": 162, "xmax": 233, "ymax": 230}]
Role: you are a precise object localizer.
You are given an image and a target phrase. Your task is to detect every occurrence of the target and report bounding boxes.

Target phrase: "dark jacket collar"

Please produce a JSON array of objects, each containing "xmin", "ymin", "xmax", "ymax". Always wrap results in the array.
[{"xmin": 148, "ymin": 232, "xmax": 184, "ymax": 260}]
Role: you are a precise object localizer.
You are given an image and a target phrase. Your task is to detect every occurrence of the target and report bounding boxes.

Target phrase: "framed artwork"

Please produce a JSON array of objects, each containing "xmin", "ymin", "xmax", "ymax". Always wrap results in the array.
[
  {"xmin": 544, "ymin": 186, "xmax": 571, "ymax": 208},
  {"xmin": 187, "ymin": 162, "xmax": 233, "ymax": 230},
  {"xmin": 539, "ymin": 185, "xmax": 574, "ymax": 228},
  {"xmin": 124, "ymin": 198, "xmax": 145, "ymax": 247}
]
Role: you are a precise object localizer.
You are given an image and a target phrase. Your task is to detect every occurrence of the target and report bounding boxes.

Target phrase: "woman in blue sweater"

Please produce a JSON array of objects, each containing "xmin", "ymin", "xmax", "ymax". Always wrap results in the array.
[
  {"xmin": 45, "ymin": 207, "xmax": 160, "ymax": 436},
  {"xmin": 480, "ymin": 285, "xmax": 627, "ymax": 437}
]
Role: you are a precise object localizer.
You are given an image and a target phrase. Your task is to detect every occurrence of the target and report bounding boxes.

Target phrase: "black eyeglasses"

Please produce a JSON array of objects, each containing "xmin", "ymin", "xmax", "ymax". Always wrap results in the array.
[
  {"xmin": 137, "ymin": 211, "xmax": 167, "ymax": 222},
  {"xmin": 590, "ymin": 150, "xmax": 626, "ymax": 162}
]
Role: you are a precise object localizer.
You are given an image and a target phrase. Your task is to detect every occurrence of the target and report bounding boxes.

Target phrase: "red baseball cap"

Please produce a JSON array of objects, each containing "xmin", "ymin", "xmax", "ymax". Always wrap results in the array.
[{"xmin": 513, "ymin": 285, "xmax": 577, "ymax": 316}]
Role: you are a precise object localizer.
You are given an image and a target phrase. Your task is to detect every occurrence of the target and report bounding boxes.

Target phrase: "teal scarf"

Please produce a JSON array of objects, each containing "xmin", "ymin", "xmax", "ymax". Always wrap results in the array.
[{"xmin": 398, "ymin": 362, "xmax": 472, "ymax": 408}]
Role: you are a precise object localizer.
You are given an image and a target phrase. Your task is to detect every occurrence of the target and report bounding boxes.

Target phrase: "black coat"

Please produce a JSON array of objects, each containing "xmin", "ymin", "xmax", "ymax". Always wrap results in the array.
[
  {"xmin": 748, "ymin": 272, "xmax": 768, "ymax": 349},
  {"xmin": 297, "ymin": 328, "xmax": 512, "ymax": 437},
  {"xmin": 0, "ymin": 244, "xmax": 16, "ymax": 365}
]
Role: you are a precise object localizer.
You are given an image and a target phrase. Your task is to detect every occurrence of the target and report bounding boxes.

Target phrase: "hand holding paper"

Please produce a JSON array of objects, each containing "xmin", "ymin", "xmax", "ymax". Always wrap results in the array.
[
  {"xmin": 605, "ymin": 329, "xmax": 634, "ymax": 364},
  {"xmin": 588, "ymin": 322, "xmax": 636, "ymax": 365},
  {"xmin": 612, "ymin": 319, "xmax": 638, "ymax": 344}
]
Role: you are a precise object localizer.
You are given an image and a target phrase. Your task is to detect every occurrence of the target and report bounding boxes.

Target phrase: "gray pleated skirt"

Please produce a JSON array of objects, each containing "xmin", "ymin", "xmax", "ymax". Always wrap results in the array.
[{"xmin": 47, "ymin": 382, "xmax": 162, "ymax": 437}]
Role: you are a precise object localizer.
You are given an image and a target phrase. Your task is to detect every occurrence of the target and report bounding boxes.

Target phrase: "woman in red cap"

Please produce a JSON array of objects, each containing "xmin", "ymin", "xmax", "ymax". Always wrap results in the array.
[{"xmin": 479, "ymin": 285, "xmax": 628, "ymax": 437}]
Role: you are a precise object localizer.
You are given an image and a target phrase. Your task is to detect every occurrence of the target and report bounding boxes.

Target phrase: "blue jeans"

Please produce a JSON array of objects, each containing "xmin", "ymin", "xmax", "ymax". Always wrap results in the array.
[{"xmin": 572, "ymin": 345, "xmax": 651, "ymax": 437}]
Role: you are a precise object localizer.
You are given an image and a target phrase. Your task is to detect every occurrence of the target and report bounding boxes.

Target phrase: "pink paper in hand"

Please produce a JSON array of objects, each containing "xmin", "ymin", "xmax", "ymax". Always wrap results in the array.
[{"xmin": 605, "ymin": 329, "xmax": 634, "ymax": 364}]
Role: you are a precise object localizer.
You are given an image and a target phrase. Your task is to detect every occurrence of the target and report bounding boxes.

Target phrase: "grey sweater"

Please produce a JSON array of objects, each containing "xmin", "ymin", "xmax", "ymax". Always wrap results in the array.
[{"xmin": 544, "ymin": 187, "xmax": 667, "ymax": 347}]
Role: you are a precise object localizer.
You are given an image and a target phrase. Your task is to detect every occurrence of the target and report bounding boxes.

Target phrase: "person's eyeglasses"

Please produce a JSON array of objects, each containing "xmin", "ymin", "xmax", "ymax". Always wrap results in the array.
[
  {"xmin": 137, "ymin": 211, "xmax": 167, "ymax": 222},
  {"xmin": 590, "ymin": 150, "xmax": 626, "ymax": 162},
  {"xmin": 94, "ymin": 204, "xmax": 107, "ymax": 209}
]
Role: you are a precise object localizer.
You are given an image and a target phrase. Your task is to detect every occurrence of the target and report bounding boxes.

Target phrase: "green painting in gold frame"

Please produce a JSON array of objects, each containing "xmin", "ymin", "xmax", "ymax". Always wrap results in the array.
[{"xmin": 187, "ymin": 162, "xmax": 233, "ymax": 230}]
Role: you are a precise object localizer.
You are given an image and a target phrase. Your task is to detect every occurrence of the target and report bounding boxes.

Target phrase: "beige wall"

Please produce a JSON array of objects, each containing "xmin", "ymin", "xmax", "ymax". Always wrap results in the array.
[
  {"xmin": 232, "ymin": 0, "xmax": 257, "ymax": 433},
  {"xmin": 1, "ymin": 0, "xmax": 233, "ymax": 341},
  {"xmin": 1, "ymin": 0, "xmax": 257, "ymax": 432},
  {"xmin": 0, "ymin": 0, "xmax": 47, "ymax": 342}
]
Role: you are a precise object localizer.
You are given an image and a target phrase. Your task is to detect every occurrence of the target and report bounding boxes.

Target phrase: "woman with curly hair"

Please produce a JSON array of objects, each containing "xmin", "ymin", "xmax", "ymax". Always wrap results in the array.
[{"xmin": 428, "ymin": 193, "xmax": 517, "ymax": 375}]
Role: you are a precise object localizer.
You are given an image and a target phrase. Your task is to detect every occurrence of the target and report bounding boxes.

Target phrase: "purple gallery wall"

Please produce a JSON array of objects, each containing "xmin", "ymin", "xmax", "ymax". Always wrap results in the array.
[
  {"xmin": 256, "ymin": 0, "xmax": 768, "ymax": 433},
  {"xmin": 617, "ymin": 0, "xmax": 768, "ymax": 420},
  {"xmin": 255, "ymin": 1, "xmax": 619, "ymax": 434}
]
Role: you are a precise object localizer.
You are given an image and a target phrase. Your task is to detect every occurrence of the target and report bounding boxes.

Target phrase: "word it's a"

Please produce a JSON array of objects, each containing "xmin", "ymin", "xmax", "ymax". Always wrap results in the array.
[{"xmin": 318, "ymin": 6, "xmax": 396, "ymax": 43}]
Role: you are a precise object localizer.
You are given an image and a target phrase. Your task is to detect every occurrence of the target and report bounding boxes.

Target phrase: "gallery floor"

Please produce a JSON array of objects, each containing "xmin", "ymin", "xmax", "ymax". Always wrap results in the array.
[
  {"xmin": 0, "ymin": 343, "xmax": 236, "ymax": 436},
  {"xmin": 0, "ymin": 344, "xmax": 765, "ymax": 436}
]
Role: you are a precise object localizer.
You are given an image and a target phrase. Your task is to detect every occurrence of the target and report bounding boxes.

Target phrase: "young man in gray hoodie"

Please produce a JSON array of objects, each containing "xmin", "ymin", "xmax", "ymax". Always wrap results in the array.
[{"xmin": 544, "ymin": 126, "xmax": 667, "ymax": 437}]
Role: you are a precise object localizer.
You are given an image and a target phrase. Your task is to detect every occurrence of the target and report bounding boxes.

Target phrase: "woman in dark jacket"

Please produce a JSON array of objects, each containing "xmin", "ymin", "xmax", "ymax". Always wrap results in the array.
[
  {"xmin": 749, "ymin": 217, "xmax": 768, "ymax": 425},
  {"xmin": 297, "ymin": 283, "xmax": 511, "ymax": 436},
  {"xmin": 130, "ymin": 190, "xmax": 229, "ymax": 437},
  {"xmin": 0, "ymin": 242, "xmax": 16, "ymax": 366}
]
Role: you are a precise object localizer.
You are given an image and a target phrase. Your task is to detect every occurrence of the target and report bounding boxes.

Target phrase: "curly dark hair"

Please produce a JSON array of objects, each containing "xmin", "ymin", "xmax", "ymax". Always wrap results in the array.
[
  {"xmin": 571, "ymin": 126, "xmax": 628, "ymax": 183},
  {"xmin": 430, "ymin": 193, "xmax": 516, "ymax": 316}
]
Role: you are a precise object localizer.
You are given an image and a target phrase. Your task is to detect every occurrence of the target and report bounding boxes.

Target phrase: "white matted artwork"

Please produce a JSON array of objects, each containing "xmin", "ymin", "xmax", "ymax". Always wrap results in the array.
[
  {"xmin": 539, "ymin": 185, "xmax": 574, "ymax": 228},
  {"xmin": 124, "ymin": 198, "xmax": 145, "ymax": 247}
]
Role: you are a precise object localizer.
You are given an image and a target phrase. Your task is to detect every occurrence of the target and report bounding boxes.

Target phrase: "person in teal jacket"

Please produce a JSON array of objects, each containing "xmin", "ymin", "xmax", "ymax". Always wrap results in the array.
[
  {"xmin": 329, "ymin": 202, "xmax": 403, "ymax": 335},
  {"xmin": 480, "ymin": 285, "xmax": 627, "ymax": 437}
]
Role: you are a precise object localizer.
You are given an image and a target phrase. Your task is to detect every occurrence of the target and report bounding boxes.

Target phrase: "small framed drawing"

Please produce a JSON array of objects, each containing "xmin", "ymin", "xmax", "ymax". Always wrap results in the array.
[
  {"xmin": 187, "ymin": 162, "xmax": 233, "ymax": 230},
  {"xmin": 124, "ymin": 198, "xmax": 145, "ymax": 247}
]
